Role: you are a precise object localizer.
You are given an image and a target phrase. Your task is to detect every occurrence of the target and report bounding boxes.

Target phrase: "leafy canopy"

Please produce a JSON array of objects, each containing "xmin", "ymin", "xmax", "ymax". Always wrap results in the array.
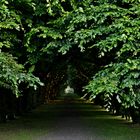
[
  {"xmin": 0, "ymin": 52, "xmax": 44, "ymax": 97},
  {"xmin": 1, "ymin": 0, "xmax": 140, "ymax": 108}
]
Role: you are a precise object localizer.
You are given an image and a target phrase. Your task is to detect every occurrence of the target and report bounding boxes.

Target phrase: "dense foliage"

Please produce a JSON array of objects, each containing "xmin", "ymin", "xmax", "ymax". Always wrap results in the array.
[
  {"xmin": 0, "ymin": 0, "xmax": 140, "ymax": 122},
  {"xmin": 0, "ymin": 52, "xmax": 44, "ymax": 97},
  {"xmin": 0, "ymin": 0, "xmax": 44, "ymax": 97},
  {"xmin": 82, "ymin": 1, "xmax": 140, "ymax": 110}
]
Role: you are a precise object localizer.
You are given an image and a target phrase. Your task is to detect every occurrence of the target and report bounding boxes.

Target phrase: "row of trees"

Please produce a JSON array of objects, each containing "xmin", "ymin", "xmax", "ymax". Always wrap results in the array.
[
  {"xmin": 0, "ymin": 0, "xmax": 44, "ymax": 122},
  {"xmin": 0, "ymin": 0, "xmax": 140, "ymax": 123},
  {"xmin": 81, "ymin": 1, "xmax": 140, "ymax": 122}
]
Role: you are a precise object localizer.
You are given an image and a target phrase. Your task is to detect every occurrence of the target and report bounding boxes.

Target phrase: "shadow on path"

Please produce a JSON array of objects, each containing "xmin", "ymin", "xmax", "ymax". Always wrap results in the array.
[{"xmin": 0, "ymin": 98, "xmax": 140, "ymax": 140}]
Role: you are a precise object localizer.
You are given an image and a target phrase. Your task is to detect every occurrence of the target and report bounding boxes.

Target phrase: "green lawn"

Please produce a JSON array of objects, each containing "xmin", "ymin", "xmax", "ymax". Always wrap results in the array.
[{"xmin": 80, "ymin": 104, "xmax": 140, "ymax": 140}]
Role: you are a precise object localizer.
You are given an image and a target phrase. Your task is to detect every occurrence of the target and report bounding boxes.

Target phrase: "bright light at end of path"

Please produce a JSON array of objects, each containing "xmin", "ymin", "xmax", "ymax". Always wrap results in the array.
[{"xmin": 64, "ymin": 85, "xmax": 74, "ymax": 94}]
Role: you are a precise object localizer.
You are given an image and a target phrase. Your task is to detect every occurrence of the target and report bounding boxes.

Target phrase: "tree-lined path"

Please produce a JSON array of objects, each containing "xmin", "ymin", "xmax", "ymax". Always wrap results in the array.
[
  {"xmin": 1, "ymin": 1, "xmax": 140, "ymax": 139},
  {"xmin": 0, "ymin": 95, "xmax": 140, "ymax": 140}
]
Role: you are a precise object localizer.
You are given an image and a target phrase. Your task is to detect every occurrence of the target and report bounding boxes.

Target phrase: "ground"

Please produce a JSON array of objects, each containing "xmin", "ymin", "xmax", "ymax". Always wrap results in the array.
[{"xmin": 0, "ymin": 95, "xmax": 140, "ymax": 140}]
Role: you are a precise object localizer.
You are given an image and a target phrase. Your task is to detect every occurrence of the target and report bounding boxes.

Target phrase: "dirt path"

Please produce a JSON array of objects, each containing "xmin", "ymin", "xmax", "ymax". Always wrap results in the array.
[
  {"xmin": 0, "ymin": 99, "xmax": 140, "ymax": 140},
  {"xmin": 37, "ymin": 102, "xmax": 98, "ymax": 140}
]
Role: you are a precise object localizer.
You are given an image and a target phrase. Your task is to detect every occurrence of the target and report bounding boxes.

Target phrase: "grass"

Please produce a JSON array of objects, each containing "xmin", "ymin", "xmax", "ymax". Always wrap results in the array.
[
  {"xmin": 0, "ymin": 97, "xmax": 140, "ymax": 140},
  {"xmin": 77, "ymin": 104, "xmax": 140, "ymax": 140}
]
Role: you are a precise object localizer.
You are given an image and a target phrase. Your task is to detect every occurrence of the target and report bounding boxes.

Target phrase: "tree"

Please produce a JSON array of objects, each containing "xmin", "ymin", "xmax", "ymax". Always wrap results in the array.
[
  {"xmin": 0, "ymin": 0, "xmax": 43, "ymax": 97},
  {"xmin": 1, "ymin": 0, "xmax": 140, "ymax": 122},
  {"xmin": 82, "ymin": 0, "xmax": 140, "ymax": 122}
]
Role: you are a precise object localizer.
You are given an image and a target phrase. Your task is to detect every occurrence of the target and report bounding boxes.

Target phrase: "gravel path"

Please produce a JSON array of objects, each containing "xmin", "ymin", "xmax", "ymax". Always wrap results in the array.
[{"xmin": 37, "ymin": 102, "xmax": 99, "ymax": 140}]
